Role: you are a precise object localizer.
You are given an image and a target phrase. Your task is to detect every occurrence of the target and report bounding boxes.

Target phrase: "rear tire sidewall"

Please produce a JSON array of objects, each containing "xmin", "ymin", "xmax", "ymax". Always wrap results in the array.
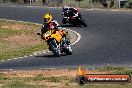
[
  {"xmin": 79, "ymin": 18, "xmax": 87, "ymax": 27},
  {"xmin": 62, "ymin": 18, "xmax": 67, "ymax": 24}
]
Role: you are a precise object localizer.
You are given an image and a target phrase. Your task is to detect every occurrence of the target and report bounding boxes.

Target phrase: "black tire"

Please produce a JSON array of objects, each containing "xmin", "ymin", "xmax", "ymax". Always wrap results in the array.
[
  {"xmin": 79, "ymin": 18, "xmax": 87, "ymax": 27},
  {"xmin": 65, "ymin": 45, "xmax": 72, "ymax": 55},
  {"xmin": 62, "ymin": 37, "xmax": 72, "ymax": 55},
  {"xmin": 62, "ymin": 18, "xmax": 67, "ymax": 24},
  {"xmin": 82, "ymin": 22, "xmax": 87, "ymax": 27},
  {"xmin": 49, "ymin": 40, "xmax": 61, "ymax": 57}
]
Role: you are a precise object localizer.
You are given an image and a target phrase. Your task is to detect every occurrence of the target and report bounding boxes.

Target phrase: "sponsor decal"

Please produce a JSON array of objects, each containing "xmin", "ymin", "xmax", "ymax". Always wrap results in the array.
[{"xmin": 76, "ymin": 66, "xmax": 131, "ymax": 85}]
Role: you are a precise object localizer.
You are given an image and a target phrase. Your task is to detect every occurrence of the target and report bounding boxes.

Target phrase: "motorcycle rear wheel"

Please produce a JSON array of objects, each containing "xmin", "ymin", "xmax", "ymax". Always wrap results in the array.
[
  {"xmin": 62, "ymin": 18, "xmax": 67, "ymax": 24},
  {"xmin": 79, "ymin": 19, "xmax": 87, "ymax": 27}
]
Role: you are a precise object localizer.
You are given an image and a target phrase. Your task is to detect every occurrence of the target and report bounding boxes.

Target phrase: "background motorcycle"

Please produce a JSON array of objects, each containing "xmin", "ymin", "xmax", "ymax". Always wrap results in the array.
[{"xmin": 62, "ymin": 11, "xmax": 87, "ymax": 27}]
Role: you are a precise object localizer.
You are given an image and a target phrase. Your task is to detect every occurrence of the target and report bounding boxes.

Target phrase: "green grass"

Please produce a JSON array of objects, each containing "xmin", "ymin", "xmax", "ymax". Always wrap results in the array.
[
  {"xmin": 8, "ymin": 75, "xmax": 74, "ymax": 83},
  {"xmin": 113, "ymin": 68, "xmax": 132, "ymax": 75},
  {"xmin": 32, "ymin": 74, "xmax": 73, "ymax": 83},
  {"xmin": 0, "ymin": 43, "xmax": 48, "ymax": 60},
  {"xmin": 98, "ymin": 66, "xmax": 132, "ymax": 75},
  {"xmin": 33, "ymin": 76, "xmax": 61, "ymax": 82},
  {"xmin": 0, "ymin": 75, "xmax": 131, "ymax": 88},
  {"xmin": 0, "ymin": 73, "xmax": 74, "ymax": 88},
  {"xmin": 0, "ymin": 73, "xmax": 8, "ymax": 80},
  {"xmin": 99, "ymin": 66, "xmax": 126, "ymax": 71},
  {"xmin": 78, "ymin": 83, "xmax": 132, "ymax": 88},
  {"xmin": 0, "ymin": 27, "xmax": 35, "ymax": 39},
  {"xmin": 0, "ymin": 28, "xmax": 21, "ymax": 38},
  {"xmin": 0, "ymin": 67, "xmax": 131, "ymax": 88},
  {"xmin": 0, "ymin": 19, "xmax": 48, "ymax": 60},
  {"xmin": 0, "ymin": 81, "xmax": 38, "ymax": 88}
]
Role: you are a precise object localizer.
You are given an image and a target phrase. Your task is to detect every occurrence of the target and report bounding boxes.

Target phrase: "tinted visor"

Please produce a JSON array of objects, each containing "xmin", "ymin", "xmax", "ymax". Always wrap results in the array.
[{"xmin": 44, "ymin": 18, "xmax": 50, "ymax": 23}]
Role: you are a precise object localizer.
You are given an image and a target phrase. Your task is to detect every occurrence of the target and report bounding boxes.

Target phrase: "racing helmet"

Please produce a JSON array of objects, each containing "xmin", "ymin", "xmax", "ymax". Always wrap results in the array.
[{"xmin": 43, "ymin": 13, "xmax": 53, "ymax": 23}]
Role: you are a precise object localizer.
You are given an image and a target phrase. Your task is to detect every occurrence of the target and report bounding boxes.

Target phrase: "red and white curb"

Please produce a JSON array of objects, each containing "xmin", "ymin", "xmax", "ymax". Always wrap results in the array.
[{"xmin": 0, "ymin": 19, "xmax": 81, "ymax": 62}]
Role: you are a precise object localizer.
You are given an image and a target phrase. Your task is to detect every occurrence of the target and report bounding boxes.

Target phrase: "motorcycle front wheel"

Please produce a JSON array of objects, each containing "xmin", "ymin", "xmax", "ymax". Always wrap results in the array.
[
  {"xmin": 65, "ymin": 45, "xmax": 72, "ymax": 55},
  {"xmin": 61, "ymin": 37, "xmax": 72, "ymax": 55},
  {"xmin": 49, "ymin": 39, "xmax": 61, "ymax": 57}
]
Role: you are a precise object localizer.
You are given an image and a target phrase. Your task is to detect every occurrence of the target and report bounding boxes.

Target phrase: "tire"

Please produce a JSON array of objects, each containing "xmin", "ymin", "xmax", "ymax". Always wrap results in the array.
[
  {"xmin": 82, "ymin": 22, "xmax": 87, "ymax": 27},
  {"xmin": 62, "ymin": 18, "xmax": 67, "ymax": 24},
  {"xmin": 79, "ymin": 18, "xmax": 87, "ymax": 27},
  {"xmin": 49, "ymin": 40, "xmax": 61, "ymax": 57},
  {"xmin": 62, "ymin": 37, "xmax": 72, "ymax": 55},
  {"xmin": 65, "ymin": 45, "xmax": 72, "ymax": 55}
]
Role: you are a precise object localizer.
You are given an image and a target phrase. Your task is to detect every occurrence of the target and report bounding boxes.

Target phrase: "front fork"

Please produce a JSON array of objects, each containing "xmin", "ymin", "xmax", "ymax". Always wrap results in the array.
[
  {"xmin": 61, "ymin": 36, "xmax": 70, "ymax": 47},
  {"xmin": 48, "ymin": 39, "xmax": 60, "ymax": 50}
]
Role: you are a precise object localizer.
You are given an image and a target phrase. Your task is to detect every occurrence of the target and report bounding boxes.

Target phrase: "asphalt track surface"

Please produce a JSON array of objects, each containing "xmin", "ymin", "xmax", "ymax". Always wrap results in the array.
[{"xmin": 0, "ymin": 5, "xmax": 132, "ymax": 69}]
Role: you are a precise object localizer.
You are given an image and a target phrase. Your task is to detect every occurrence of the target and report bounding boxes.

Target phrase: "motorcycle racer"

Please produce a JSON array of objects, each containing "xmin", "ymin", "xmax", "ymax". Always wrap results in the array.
[
  {"xmin": 62, "ymin": 5, "xmax": 81, "ymax": 23},
  {"xmin": 41, "ymin": 13, "xmax": 70, "ymax": 50},
  {"xmin": 62, "ymin": 6, "xmax": 87, "ymax": 27},
  {"xmin": 41, "ymin": 13, "xmax": 59, "ymax": 37}
]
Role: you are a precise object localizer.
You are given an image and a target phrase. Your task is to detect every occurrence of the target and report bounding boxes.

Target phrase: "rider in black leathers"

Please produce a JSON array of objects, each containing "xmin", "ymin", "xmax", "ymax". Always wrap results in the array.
[{"xmin": 62, "ymin": 6, "xmax": 82, "ymax": 24}]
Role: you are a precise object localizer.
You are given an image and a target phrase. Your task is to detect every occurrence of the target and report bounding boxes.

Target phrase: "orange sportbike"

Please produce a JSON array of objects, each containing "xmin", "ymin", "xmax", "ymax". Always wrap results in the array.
[{"xmin": 37, "ymin": 29, "xmax": 72, "ymax": 56}]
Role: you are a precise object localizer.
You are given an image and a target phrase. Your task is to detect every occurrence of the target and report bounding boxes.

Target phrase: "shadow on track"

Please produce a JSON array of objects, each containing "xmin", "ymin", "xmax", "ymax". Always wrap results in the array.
[
  {"xmin": 60, "ymin": 24, "xmax": 82, "ymax": 27},
  {"xmin": 35, "ymin": 53, "xmax": 67, "ymax": 58}
]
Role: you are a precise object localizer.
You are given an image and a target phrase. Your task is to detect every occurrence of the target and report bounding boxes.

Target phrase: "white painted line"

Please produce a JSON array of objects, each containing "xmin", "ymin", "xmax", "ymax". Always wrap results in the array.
[
  {"xmin": 14, "ymin": 58, "xmax": 18, "ymax": 60},
  {"xmin": 24, "ymin": 55, "xmax": 28, "ymax": 58},
  {"xmin": 26, "ymin": 6, "xmax": 35, "ymax": 8},
  {"xmin": 7, "ymin": 59, "xmax": 11, "ymax": 61},
  {"xmin": 65, "ymin": 29, "xmax": 81, "ymax": 45},
  {"xmin": 19, "ymin": 57, "xmax": 23, "ymax": 59},
  {"xmin": 48, "ymin": 51, "xmax": 51, "ymax": 53},
  {"xmin": 9, "ymin": 69, "xmax": 13, "ymax": 71},
  {"xmin": 1, "ymin": 60, "xmax": 5, "ymax": 62},
  {"xmin": 29, "ymin": 55, "xmax": 33, "ymax": 57},
  {"xmin": 33, "ymin": 53, "xmax": 38, "ymax": 56},
  {"xmin": 43, "ymin": 52, "xmax": 46, "ymax": 53},
  {"xmin": 38, "ymin": 52, "xmax": 42, "ymax": 54}
]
